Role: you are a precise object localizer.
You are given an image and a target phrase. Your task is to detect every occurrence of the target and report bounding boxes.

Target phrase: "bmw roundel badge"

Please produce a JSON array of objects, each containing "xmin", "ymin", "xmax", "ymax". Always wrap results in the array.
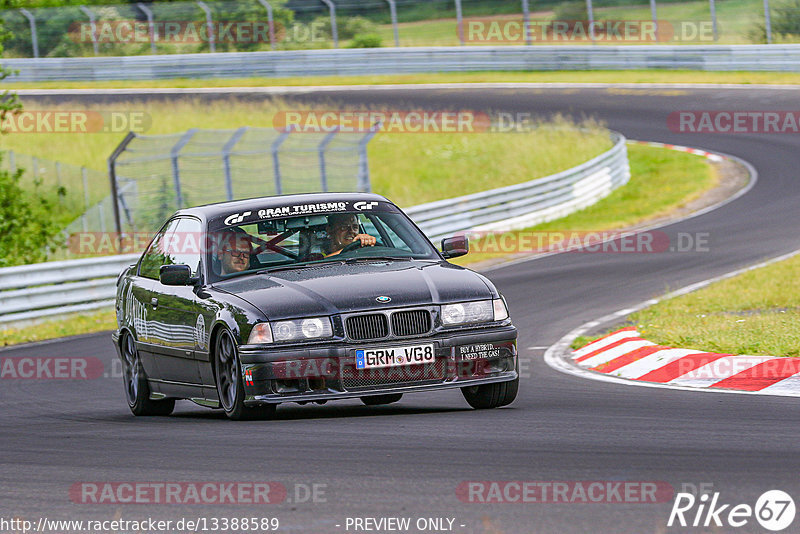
[{"xmin": 376, "ymin": 296, "xmax": 392, "ymax": 303}]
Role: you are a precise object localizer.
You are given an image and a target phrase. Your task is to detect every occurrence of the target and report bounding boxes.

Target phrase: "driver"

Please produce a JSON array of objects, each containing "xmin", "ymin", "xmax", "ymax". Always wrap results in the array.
[{"xmin": 325, "ymin": 213, "xmax": 376, "ymax": 256}]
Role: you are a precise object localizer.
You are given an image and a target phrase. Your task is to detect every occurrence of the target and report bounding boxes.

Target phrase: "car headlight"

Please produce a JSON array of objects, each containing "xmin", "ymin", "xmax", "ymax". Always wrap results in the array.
[
  {"xmin": 441, "ymin": 298, "xmax": 508, "ymax": 325},
  {"xmin": 272, "ymin": 317, "xmax": 333, "ymax": 342}
]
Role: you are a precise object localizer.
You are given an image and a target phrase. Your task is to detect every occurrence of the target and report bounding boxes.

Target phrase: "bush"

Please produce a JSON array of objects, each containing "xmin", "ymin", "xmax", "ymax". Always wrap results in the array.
[
  {"xmin": 749, "ymin": 0, "xmax": 800, "ymax": 43},
  {"xmin": 311, "ymin": 15, "xmax": 377, "ymax": 41},
  {"xmin": 347, "ymin": 32, "xmax": 382, "ymax": 48}
]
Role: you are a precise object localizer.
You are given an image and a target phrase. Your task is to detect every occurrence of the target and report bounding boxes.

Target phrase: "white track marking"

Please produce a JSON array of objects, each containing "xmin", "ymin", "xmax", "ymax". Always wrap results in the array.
[
  {"xmin": 577, "ymin": 340, "xmax": 654, "ymax": 368},
  {"xmin": 572, "ymin": 330, "xmax": 640, "ymax": 358},
  {"xmin": 610, "ymin": 348, "xmax": 703, "ymax": 379}
]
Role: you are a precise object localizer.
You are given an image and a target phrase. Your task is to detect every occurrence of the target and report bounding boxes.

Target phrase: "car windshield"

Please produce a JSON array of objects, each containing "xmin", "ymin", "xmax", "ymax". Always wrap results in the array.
[{"xmin": 207, "ymin": 208, "xmax": 440, "ymax": 282}]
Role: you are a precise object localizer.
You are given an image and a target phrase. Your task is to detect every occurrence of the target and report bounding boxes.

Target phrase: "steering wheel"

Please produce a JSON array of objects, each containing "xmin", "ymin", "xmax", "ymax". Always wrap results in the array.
[{"xmin": 339, "ymin": 238, "xmax": 363, "ymax": 254}]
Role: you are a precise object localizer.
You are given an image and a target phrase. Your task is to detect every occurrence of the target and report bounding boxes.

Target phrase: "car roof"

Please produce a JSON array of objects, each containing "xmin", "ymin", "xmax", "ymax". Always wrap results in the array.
[{"xmin": 175, "ymin": 192, "xmax": 391, "ymax": 221}]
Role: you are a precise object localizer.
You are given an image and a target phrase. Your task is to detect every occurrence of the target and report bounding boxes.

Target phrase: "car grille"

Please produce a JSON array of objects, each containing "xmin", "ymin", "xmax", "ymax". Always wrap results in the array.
[
  {"xmin": 341, "ymin": 359, "xmax": 447, "ymax": 390},
  {"xmin": 391, "ymin": 310, "xmax": 431, "ymax": 337},
  {"xmin": 346, "ymin": 309, "xmax": 432, "ymax": 341},
  {"xmin": 346, "ymin": 313, "xmax": 389, "ymax": 341}
]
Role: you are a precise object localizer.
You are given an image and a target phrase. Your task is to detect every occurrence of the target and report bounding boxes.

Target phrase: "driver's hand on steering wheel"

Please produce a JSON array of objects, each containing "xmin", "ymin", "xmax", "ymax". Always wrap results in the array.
[{"xmin": 352, "ymin": 233, "xmax": 376, "ymax": 247}]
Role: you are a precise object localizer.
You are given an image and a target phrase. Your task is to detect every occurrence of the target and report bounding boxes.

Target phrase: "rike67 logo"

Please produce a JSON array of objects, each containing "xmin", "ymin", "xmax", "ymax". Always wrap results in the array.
[{"xmin": 668, "ymin": 489, "xmax": 795, "ymax": 531}]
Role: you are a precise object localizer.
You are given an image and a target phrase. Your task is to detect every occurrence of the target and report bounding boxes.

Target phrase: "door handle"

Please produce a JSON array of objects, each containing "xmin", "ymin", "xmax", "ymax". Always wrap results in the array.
[{"xmin": 151, "ymin": 297, "xmax": 158, "ymax": 308}]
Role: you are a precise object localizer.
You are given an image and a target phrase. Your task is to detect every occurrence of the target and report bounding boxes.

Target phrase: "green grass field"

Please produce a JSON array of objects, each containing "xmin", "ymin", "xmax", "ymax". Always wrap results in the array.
[
  {"xmin": 626, "ymin": 253, "xmax": 800, "ymax": 357},
  {"xmin": 451, "ymin": 143, "xmax": 717, "ymax": 266}
]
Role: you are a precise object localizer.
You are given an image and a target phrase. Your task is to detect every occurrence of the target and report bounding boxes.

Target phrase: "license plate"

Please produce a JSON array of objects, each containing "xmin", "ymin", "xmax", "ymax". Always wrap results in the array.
[{"xmin": 355, "ymin": 344, "xmax": 435, "ymax": 370}]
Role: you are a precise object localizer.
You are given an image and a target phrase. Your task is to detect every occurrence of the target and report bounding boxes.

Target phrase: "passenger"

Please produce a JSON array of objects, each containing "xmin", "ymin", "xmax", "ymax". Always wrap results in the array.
[
  {"xmin": 325, "ymin": 213, "xmax": 376, "ymax": 256},
  {"xmin": 216, "ymin": 228, "xmax": 252, "ymax": 274}
]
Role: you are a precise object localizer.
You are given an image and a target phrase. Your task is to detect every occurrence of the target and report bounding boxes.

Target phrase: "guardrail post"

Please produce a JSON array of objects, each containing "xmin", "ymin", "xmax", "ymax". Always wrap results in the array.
[
  {"xmin": 586, "ymin": 0, "xmax": 596, "ymax": 43},
  {"xmin": 170, "ymin": 128, "xmax": 197, "ymax": 208},
  {"xmin": 79, "ymin": 6, "xmax": 99, "ymax": 56},
  {"xmin": 19, "ymin": 8, "xmax": 39, "ymax": 58},
  {"xmin": 320, "ymin": 0, "xmax": 338, "ymax": 48},
  {"xmin": 385, "ymin": 0, "xmax": 400, "ymax": 47},
  {"xmin": 455, "ymin": 0, "xmax": 464, "ymax": 45},
  {"xmin": 521, "ymin": 0, "xmax": 531, "ymax": 46},
  {"xmin": 137, "ymin": 2, "xmax": 158, "ymax": 54},
  {"xmin": 356, "ymin": 122, "xmax": 381, "ymax": 192},
  {"xmin": 221, "ymin": 127, "xmax": 248, "ymax": 200},
  {"xmin": 196, "ymin": 1, "xmax": 216, "ymax": 52},
  {"xmin": 257, "ymin": 0, "xmax": 276, "ymax": 50},
  {"xmin": 764, "ymin": 0, "xmax": 772, "ymax": 44},
  {"xmin": 108, "ymin": 132, "xmax": 137, "ymax": 246},
  {"xmin": 271, "ymin": 125, "xmax": 293, "ymax": 195},
  {"xmin": 318, "ymin": 126, "xmax": 340, "ymax": 192}
]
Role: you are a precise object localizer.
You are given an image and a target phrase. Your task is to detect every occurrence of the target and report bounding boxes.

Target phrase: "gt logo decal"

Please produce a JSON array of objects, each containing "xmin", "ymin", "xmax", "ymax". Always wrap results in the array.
[
  {"xmin": 353, "ymin": 201, "xmax": 378, "ymax": 211},
  {"xmin": 224, "ymin": 211, "xmax": 252, "ymax": 225}
]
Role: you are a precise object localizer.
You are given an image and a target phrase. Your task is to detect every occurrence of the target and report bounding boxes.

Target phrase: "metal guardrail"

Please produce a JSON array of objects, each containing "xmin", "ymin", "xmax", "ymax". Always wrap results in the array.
[
  {"xmin": 407, "ymin": 132, "xmax": 629, "ymax": 241},
  {"xmin": 0, "ymin": 254, "xmax": 139, "ymax": 325},
  {"xmin": 4, "ymin": 45, "xmax": 800, "ymax": 82},
  {"xmin": 0, "ymin": 132, "xmax": 628, "ymax": 327}
]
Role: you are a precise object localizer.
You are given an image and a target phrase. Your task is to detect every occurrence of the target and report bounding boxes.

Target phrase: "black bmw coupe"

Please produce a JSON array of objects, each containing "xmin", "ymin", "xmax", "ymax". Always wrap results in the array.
[{"xmin": 112, "ymin": 193, "xmax": 518, "ymax": 420}]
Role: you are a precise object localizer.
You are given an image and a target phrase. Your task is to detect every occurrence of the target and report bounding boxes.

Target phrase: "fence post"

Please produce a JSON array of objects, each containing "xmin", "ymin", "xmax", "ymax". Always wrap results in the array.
[
  {"xmin": 55, "ymin": 161, "xmax": 63, "ymax": 203},
  {"xmin": 455, "ymin": 0, "xmax": 464, "ymax": 45},
  {"xmin": 32, "ymin": 156, "xmax": 38, "ymax": 180},
  {"xmin": 78, "ymin": 6, "xmax": 100, "ymax": 56},
  {"xmin": 320, "ymin": 0, "xmax": 338, "ymax": 48},
  {"xmin": 586, "ymin": 0, "xmax": 596, "ymax": 43},
  {"xmin": 82, "ymin": 167, "xmax": 90, "ymax": 233},
  {"xmin": 221, "ymin": 127, "xmax": 248, "ymax": 201},
  {"xmin": 196, "ymin": 1, "xmax": 216, "ymax": 52},
  {"xmin": 318, "ymin": 126, "xmax": 340, "ymax": 192},
  {"xmin": 9, "ymin": 150, "xmax": 15, "ymax": 174},
  {"xmin": 357, "ymin": 122, "xmax": 381, "ymax": 192},
  {"xmin": 170, "ymin": 129, "xmax": 197, "ymax": 209},
  {"xmin": 764, "ymin": 0, "xmax": 772, "ymax": 44},
  {"xmin": 137, "ymin": 2, "xmax": 158, "ymax": 54},
  {"xmin": 108, "ymin": 132, "xmax": 137, "ymax": 246},
  {"xmin": 521, "ymin": 0, "xmax": 530, "ymax": 46},
  {"xmin": 271, "ymin": 125, "xmax": 293, "ymax": 195},
  {"xmin": 385, "ymin": 0, "xmax": 399, "ymax": 47},
  {"xmin": 649, "ymin": 0, "xmax": 658, "ymax": 38},
  {"xmin": 257, "ymin": 0, "xmax": 276, "ymax": 50},
  {"xmin": 19, "ymin": 8, "xmax": 39, "ymax": 58},
  {"xmin": 709, "ymin": 0, "xmax": 718, "ymax": 41}
]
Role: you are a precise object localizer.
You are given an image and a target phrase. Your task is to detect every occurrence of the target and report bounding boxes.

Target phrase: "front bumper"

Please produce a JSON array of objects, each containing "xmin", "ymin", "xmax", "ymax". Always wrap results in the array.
[{"xmin": 238, "ymin": 325, "xmax": 517, "ymax": 405}]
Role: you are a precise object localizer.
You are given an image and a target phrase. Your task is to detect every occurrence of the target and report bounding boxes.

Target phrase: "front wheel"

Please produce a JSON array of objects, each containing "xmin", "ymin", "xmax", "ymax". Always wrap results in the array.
[
  {"xmin": 121, "ymin": 331, "xmax": 175, "ymax": 416},
  {"xmin": 361, "ymin": 393, "xmax": 403, "ymax": 406},
  {"xmin": 461, "ymin": 378, "xmax": 519, "ymax": 409},
  {"xmin": 214, "ymin": 329, "xmax": 276, "ymax": 421}
]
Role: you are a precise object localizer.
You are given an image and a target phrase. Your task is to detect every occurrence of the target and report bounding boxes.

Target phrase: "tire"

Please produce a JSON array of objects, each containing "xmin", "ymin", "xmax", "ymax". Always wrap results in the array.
[
  {"xmin": 214, "ymin": 328, "xmax": 276, "ymax": 421},
  {"xmin": 461, "ymin": 378, "xmax": 519, "ymax": 409},
  {"xmin": 360, "ymin": 393, "xmax": 403, "ymax": 406},
  {"xmin": 120, "ymin": 331, "xmax": 175, "ymax": 416}
]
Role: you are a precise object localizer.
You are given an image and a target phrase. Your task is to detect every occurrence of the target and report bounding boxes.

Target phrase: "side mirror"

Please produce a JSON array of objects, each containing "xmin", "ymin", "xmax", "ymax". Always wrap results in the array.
[
  {"xmin": 160, "ymin": 264, "xmax": 193, "ymax": 286},
  {"xmin": 441, "ymin": 235, "xmax": 469, "ymax": 259}
]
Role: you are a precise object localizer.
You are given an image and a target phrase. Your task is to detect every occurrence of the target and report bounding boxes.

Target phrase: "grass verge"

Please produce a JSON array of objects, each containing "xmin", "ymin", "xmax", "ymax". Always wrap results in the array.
[
  {"xmin": 627, "ymin": 253, "xmax": 800, "ymax": 357},
  {"xmin": 7, "ymin": 70, "xmax": 800, "ymax": 90},
  {"xmin": 453, "ymin": 144, "xmax": 717, "ymax": 266},
  {"xmin": 0, "ymin": 308, "xmax": 116, "ymax": 347}
]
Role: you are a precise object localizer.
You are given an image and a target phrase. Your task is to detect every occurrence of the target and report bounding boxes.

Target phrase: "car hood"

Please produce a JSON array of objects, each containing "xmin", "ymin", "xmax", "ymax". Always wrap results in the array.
[{"xmin": 213, "ymin": 260, "xmax": 495, "ymax": 320}]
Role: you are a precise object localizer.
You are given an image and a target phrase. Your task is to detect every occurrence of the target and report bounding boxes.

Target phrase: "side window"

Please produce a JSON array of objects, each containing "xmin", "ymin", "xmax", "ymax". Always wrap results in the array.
[
  {"xmin": 139, "ymin": 219, "xmax": 180, "ymax": 280},
  {"xmin": 169, "ymin": 218, "xmax": 203, "ymax": 277}
]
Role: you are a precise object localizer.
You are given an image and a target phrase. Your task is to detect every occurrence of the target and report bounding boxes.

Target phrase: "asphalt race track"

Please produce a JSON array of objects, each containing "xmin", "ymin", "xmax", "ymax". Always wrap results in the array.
[{"xmin": 4, "ymin": 86, "xmax": 800, "ymax": 534}]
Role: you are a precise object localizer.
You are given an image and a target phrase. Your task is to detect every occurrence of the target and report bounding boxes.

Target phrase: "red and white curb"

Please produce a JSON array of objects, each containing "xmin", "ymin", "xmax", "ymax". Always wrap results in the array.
[
  {"xmin": 629, "ymin": 140, "xmax": 725, "ymax": 162},
  {"xmin": 573, "ymin": 327, "xmax": 800, "ymax": 395}
]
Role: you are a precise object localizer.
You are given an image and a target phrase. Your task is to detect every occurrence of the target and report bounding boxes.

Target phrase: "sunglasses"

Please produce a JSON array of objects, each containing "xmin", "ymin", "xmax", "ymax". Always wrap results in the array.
[{"xmin": 335, "ymin": 224, "xmax": 360, "ymax": 232}]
